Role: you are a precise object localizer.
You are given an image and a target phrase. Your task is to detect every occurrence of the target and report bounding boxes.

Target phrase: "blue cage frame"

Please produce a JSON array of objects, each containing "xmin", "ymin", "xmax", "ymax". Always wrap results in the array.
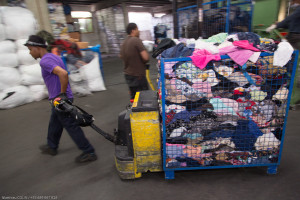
[
  {"xmin": 177, "ymin": 0, "xmax": 253, "ymax": 38},
  {"xmin": 160, "ymin": 50, "xmax": 299, "ymax": 179}
]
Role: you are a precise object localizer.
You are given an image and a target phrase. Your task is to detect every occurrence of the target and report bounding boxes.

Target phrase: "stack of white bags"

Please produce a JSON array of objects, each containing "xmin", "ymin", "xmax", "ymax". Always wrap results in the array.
[
  {"xmin": 0, "ymin": 6, "xmax": 48, "ymax": 109},
  {"xmin": 0, "ymin": 6, "xmax": 107, "ymax": 109}
]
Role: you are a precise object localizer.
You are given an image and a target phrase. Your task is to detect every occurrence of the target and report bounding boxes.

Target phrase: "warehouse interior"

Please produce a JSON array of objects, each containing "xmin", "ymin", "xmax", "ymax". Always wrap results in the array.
[{"xmin": 0, "ymin": 0, "xmax": 300, "ymax": 199}]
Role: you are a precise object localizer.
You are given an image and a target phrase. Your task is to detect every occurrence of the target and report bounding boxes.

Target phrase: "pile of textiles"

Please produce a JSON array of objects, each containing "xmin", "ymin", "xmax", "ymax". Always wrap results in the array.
[{"xmin": 157, "ymin": 32, "xmax": 295, "ymax": 168}]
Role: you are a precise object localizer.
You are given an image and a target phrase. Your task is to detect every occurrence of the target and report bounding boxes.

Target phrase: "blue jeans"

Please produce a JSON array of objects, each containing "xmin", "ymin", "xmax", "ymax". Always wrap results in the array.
[{"xmin": 47, "ymin": 106, "xmax": 95, "ymax": 154}]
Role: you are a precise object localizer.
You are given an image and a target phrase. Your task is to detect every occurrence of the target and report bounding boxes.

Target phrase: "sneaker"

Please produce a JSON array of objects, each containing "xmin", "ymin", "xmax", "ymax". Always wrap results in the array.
[
  {"xmin": 39, "ymin": 145, "xmax": 57, "ymax": 156},
  {"xmin": 75, "ymin": 152, "xmax": 97, "ymax": 163}
]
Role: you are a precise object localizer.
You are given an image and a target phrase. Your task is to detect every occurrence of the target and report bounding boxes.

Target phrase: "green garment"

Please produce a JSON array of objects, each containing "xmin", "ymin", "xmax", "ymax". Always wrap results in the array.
[{"xmin": 204, "ymin": 33, "xmax": 228, "ymax": 44}]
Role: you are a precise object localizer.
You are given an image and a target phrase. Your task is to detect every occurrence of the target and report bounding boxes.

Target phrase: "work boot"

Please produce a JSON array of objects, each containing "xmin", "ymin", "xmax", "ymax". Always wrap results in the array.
[
  {"xmin": 75, "ymin": 152, "xmax": 97, "ymax": 163},
  {"xmin": 39, "ymin": 145, "xmax": 57, "ymax": 156}
]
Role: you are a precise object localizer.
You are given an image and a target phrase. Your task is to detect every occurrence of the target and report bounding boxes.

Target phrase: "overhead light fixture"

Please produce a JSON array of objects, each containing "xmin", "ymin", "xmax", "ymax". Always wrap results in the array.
[{"xmin": 129, "ymin": 5, "xmax": 143, "ymax": 8}]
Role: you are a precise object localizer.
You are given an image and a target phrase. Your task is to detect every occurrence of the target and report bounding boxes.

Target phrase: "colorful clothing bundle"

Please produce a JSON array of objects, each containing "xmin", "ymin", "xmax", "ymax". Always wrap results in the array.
[{"xmin": 158, "ymin": 32, "xmax": 295, "ymax": 168}]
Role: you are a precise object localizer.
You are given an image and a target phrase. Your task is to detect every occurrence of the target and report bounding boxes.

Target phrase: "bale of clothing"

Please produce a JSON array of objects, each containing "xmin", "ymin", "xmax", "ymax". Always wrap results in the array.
[{"xmin": 158, "ymin": 32, "xmax": 295, "ymax": 168}]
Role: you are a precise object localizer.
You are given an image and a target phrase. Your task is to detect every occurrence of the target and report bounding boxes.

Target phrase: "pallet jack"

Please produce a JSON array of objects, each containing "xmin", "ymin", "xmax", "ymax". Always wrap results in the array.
[{"xmin": 54, "ymin": 90, "xmax": 162, "ymax": 179}]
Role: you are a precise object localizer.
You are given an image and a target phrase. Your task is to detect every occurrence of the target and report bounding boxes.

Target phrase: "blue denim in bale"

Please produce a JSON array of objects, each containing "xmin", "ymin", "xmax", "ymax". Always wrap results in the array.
[
  {"xmin": 232, "ymin": 120, "xmax": 264, "ymax": 151},
  {"xmin": 161, "ymin": 43, "xmax": 193, "ymax": 58},
  {"xmin": 237, "ymin": 32, "xmax": 260, "ymax": 47},
  {"xmin": 169, "ymin": 110, "xmax": 202, "ymax": 124},
  {"xmin": 176, "ymin": 157, "xmax": 202, "ymax": 167}
]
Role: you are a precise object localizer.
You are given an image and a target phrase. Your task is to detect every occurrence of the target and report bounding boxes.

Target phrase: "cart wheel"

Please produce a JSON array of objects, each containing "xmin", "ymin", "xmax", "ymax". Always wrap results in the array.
[
  {"xmin": 165, "ymin": 171, "xmax": 175, "ymax": 179},
  {"xmin": 267, "ymin": 166, "xmax": 278, "ymax": 174}
]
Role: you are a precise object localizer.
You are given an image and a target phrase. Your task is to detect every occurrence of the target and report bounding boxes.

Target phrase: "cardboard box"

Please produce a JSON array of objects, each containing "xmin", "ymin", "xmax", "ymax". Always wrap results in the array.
[
  {"xmin": 76, "ymin": 42, "xmax": 89, "ymax": 49},
  {"xmin": 68, "ymin": 32, "xmax": 80, "ymax": 41}
]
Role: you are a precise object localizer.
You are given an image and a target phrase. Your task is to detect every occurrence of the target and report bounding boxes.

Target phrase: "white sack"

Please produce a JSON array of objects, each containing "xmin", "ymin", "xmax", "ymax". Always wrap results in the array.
[
  {"xmin": 16, "ymin": 39, "xmax": 28, "ymax": 50},
  {"xmin": 28, "ymin": 85, "xmax": 48, "ymax": 101},
  {"xmin": 0, "ymin": 85, "xmax": 33, "ymax": 109},
  {"xmin": 142, "ymin": 40, "xmax": 154, "ymax": 52},
  {"xmin": 19, "ymin": 64, "xmax": 41, "ymax": 77},
  {"xmin": 21, "ymin": 74, "xmax": 44, "ymax": 85},
  {"xmin": 0, "ymin": 24, "xmax": 6, "ymax": 42},
  {"xmin": 19, "ymin": 64, "xmax": 43, "ymax": 85},
  {"xmin": 79, "ymin": 55, "xmax": 106, "ymax": 92},
  {"xmin": 0, "ymin": 53, "xmax": 18, "ymax": 67},
  {"xmin": 0, "ymin": 67, "xmax": 21, "ymax": 90},
  {"xmin": 17, "ymin": 50, "xmax": 38, "ymax": 65},
  {"xmin": 1, "ymin": 7, "xmax": 38, "ymax": 40},
  {"xmin": 69, "ymin": 70, "xmax": 92, "ymax": 97},
  {"xmin": 0, "ymin": 40, "xmax": 16, "ymax": 53}
]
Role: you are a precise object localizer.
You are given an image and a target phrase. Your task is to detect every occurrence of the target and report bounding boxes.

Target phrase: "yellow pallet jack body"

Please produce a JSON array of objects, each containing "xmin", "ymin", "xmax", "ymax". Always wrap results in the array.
[{"xmin": 114, "ymin": 91, "xmax": 162, "ymax": 179}]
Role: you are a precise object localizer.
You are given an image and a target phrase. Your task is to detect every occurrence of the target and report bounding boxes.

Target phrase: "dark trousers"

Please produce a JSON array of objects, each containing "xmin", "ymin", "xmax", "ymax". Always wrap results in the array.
[
  {"xmin": 124, "ymin": 74, "xmax": 149, "ymax": 99},
  {"xmin": 47, "ymin": 106, "xmax": 94, "ymax": 154},
  {"xmin": 287, "ymin": 33, "xmax": 300, "ymax": 50}
]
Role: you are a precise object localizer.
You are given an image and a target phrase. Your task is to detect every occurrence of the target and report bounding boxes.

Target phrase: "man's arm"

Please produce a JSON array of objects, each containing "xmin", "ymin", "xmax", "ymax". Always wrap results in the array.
[
  {"xmin": 277, "ymin": 7, "xmax": 300, "ymax": 29},
  {"xmin": 52, "ymin": 66, "xmax": 69, "ymax": 93},
  {"xmin": 140, "ymin": 50, "xmax": 149, "ymax": 63}
]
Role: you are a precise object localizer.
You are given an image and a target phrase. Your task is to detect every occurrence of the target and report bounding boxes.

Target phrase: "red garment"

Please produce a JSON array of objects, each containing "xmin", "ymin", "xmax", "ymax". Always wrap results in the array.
[
  {"xmin": 165, "ymin": 110, "xmax": 176, "ymax": 125},
  {"xmin": 52, "ymin": 39, "xmax": 82, "ymax": 57}
]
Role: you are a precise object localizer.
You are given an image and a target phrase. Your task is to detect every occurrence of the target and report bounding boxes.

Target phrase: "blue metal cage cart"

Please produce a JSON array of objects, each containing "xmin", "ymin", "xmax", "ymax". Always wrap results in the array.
[
  {"xmin": 202, "ymin": 0, "xmax": 253, "ymax": 38},
  {"xmin": 177, "ymin": 5, "xmax": 198, "ymax": 39},
  {"xmin": 159, "ymin": 50, "xmax": 299, "ymax": 179}
]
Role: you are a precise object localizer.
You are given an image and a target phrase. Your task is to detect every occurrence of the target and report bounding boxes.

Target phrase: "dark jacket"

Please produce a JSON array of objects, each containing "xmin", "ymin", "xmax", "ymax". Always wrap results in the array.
[{"xmin": 276, "ymin": 6, "xmax": 300, "ymax": 33}]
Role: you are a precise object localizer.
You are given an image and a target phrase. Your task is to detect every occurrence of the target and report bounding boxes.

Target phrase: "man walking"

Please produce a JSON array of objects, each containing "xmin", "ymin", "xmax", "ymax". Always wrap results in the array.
[
  {"xmin": 120, "ymin": 23, "xmax": 150, "ymax": 99},
  {"xmin": 24, "ymin": 35, "xmax": 97, "ymax": 163}
]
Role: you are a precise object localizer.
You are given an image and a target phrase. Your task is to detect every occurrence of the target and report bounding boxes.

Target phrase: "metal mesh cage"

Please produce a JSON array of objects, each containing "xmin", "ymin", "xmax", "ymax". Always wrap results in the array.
[
  {"xmin": 178, "ymin": 5, "xmax": 198, "ymax": 39},
  {"xmin": 159, "ymin": 51, "xmax": 298, "ymax": 178},
  {"xmin": 202, "ymin": 0, "xmax": 253, "ymax": 39}
]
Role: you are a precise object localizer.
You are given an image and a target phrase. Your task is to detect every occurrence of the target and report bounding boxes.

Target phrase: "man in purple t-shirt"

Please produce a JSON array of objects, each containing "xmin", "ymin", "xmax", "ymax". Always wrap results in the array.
[{"xmin": 24, "ymin": 35, "xmax": 97, "ymax": 163}]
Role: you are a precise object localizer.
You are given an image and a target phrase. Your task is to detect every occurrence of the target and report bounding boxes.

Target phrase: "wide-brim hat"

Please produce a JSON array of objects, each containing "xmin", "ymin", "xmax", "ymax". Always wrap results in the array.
[{"xmin": 24, "ymin": 35, "xmax": 47, "ymax": 48}]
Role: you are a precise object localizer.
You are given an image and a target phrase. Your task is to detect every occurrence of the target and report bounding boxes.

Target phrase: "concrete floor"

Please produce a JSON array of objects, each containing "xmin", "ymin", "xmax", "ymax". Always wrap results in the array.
[{"xmin": 0, "ymin": 57, "xmax": 300, "ymax": 200}]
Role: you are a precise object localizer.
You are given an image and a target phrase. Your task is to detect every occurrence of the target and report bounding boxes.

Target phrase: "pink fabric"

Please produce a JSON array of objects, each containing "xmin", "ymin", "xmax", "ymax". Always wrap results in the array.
[
  {"xmin": 192, "ymin": 81, "xmax": 213, "ymax": 98},
  {"xmin": 233, "ymin": 40, "xmax": 260, "ymax": 52},
  {"xmin": 221, "ymin": 98, "xmax": 239, "ymax": 114},
  {"xmin": 219, "ymin": 44, "xmax": 257, "ymax": 66},
  {"xmin": 166, "ymin": 143, "xmax": 186, "ymax": 148},
  {"xmin": 164, "ymin": 61, "xmax": 178, "ymax": 77},
  {"xmin": 227, "ymin": 49, "xmax": 254, "ymax": 66},
  {"xmin": 189, "ymin": 49, "xmax": 221, "ymax": 70},
  {"xmin": 219, "ymin": 45, "xmax": 239, "ymax": 55}
]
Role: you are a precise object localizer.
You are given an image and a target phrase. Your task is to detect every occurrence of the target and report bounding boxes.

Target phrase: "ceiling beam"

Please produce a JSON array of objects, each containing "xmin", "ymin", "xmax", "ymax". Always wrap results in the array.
[
  {"xmin": 94, "ymin": 0, "xmax": 129, "ymax": 10},
  {"xmin": 152, "ymin": 1, "xmax": 196, "ymax": 13}
]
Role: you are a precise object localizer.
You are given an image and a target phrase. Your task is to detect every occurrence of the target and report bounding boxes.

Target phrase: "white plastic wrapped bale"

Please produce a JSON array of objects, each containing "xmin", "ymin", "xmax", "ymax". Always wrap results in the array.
[
  {"xmin": 17, "ymin": 49, "xmax": 39, "ymax": 65},
  {"xmin": 0, "ymin": 67, "xmax": 21, "ymax": 90},
  {"xmin": 15, "ymin": 39, "xmax": 29, "ymax": 51},
  {"xmin": 78, "ymin": 55, "xmax": 106, "ymax": 92},
  {"xmin": 0, "ymin": 40, "xmax": 16, "ymax": 53},
  {"xmin": 69, "ymin": 70, "xmax": 92, "ymax": 97},
  {"xmin": 19, "ymin": 64, "xmax": 44, "ymax": 85},
  {"xmin": 0, "ymin": 53, "xmax": 18, "ymax": 67},
  {"xmin": 0, "ymin": 85, "xmax": 33, "ymax": 109},
  {"xmin": 1, "ymin": 7, "xmax": 38, "ymax": 40},
  {"xmin": 28, "ymin": 85, "xmax": 48, "ymax": 101},
  {"xmin": 142, "ymin": 40, "xmax": 154, "ymax": 52},
  {"xmin": 0, "ymin": 24, "xmax": 5, "ymax": 42}
]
